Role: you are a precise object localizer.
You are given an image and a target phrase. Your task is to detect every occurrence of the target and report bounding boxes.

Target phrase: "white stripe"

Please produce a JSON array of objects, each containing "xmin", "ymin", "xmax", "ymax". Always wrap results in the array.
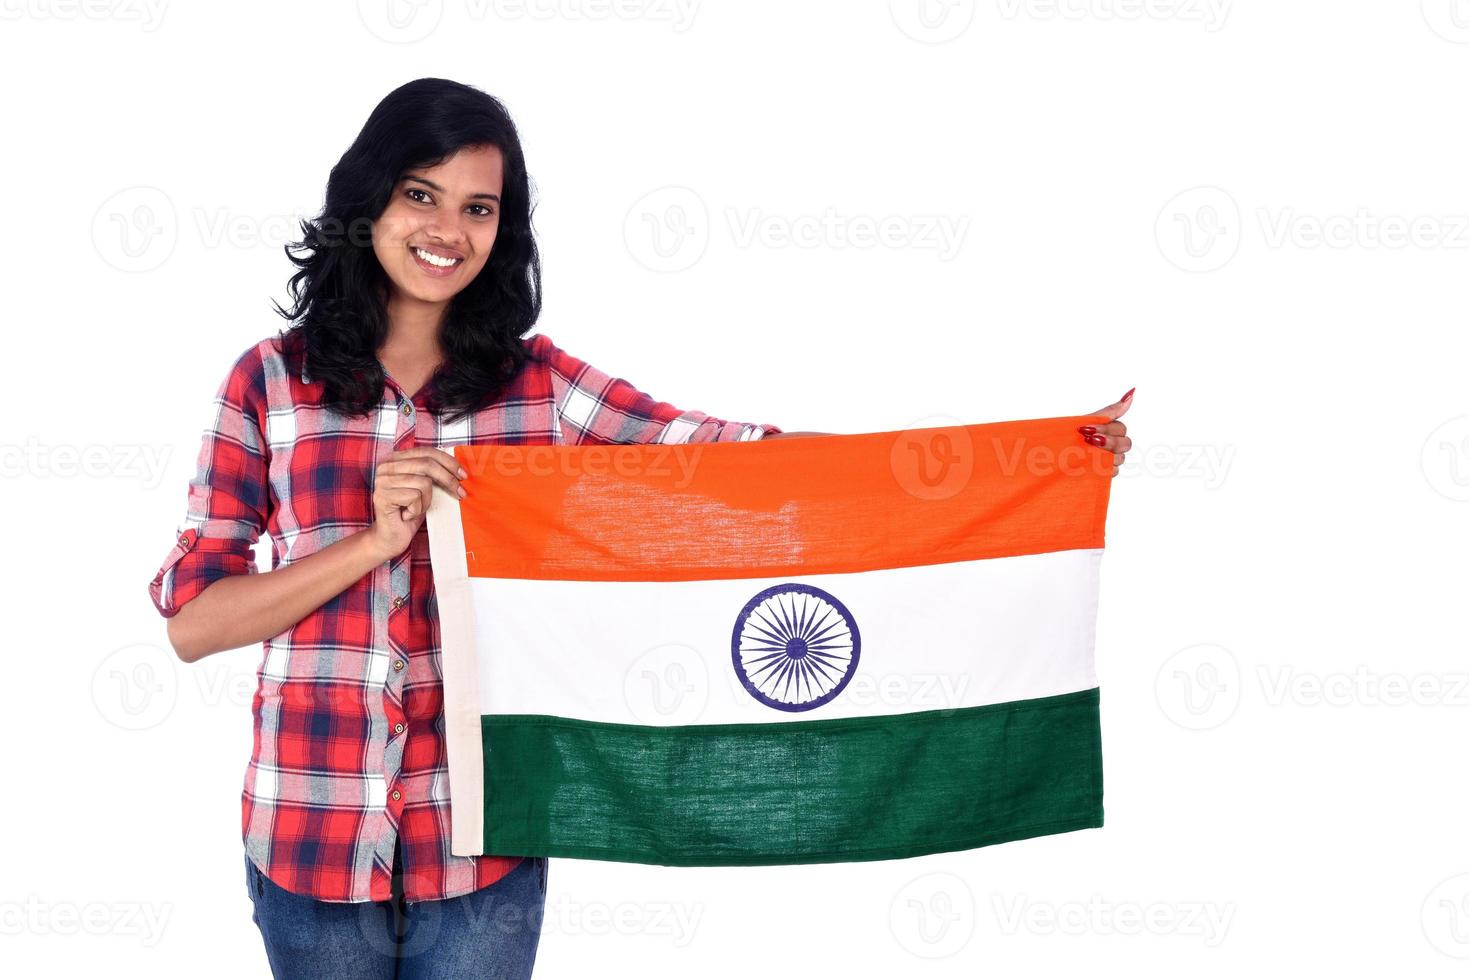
[
  {"xmin": 467, "ymin": 548, "xmax": 1102, "ymax": 726},
  {"xmin": 425, "ymin": 484, "xmax": 485, "ymax": 856}
]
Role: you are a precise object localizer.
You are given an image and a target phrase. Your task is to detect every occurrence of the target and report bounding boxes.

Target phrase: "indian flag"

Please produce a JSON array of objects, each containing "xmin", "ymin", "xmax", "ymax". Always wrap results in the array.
[{"xmin": 425, "ymin": 415, "xmax": 1112, "ymax": 865}]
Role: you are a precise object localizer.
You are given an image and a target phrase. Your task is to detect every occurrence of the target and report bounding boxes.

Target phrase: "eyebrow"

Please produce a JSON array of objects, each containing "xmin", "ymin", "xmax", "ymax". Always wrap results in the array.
[{"xmin": 401, "ymin": 174, "xmax": 500, "ymax": 203}]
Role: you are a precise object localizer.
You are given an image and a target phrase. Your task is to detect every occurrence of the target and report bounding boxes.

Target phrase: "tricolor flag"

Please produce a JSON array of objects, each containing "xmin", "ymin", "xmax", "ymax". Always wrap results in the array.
[{"xmin": 425, "ymin": 415, "xmax": 1112, "ymax": 865}]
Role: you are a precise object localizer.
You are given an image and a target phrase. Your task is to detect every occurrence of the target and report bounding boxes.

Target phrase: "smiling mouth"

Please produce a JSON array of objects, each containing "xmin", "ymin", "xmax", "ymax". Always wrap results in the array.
[{"xmin": 409, "ymin": 245, "xmax": 465, "ymax": 272}]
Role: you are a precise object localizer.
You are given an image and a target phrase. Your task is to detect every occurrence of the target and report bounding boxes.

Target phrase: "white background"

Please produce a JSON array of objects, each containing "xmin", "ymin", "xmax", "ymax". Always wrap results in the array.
[{"xmin": 5, "ymin": 1, "xmax": 1469, "ymax": 976}]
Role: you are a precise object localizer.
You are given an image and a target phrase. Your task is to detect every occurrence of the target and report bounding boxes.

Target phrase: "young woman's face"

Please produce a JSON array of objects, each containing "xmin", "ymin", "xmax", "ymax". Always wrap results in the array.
[{"xmin": 372, "ymin": 144, "xmax": 505, "ymax": 307}]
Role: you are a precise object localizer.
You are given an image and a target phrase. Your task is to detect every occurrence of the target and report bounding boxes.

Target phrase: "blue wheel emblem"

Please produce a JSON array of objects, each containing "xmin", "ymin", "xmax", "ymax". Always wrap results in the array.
[{"xmin": 731, "ymin": 584, "xmax": 860, "ymax": 712}]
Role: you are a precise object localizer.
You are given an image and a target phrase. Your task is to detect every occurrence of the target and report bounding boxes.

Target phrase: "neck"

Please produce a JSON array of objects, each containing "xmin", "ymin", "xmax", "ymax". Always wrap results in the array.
[{"xmin": 382, "ymin": 292, "xmax": 447, "ymax": 363}]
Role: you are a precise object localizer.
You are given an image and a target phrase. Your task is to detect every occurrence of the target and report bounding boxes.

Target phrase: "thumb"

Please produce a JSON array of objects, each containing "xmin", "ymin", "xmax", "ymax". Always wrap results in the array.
[{"xmin": 1092, "ymin": 387, "xmax": 1135, "ymax": 422}]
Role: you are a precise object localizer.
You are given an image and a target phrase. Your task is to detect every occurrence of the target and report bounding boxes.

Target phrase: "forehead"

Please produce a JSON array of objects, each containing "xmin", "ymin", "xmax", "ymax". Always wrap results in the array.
[{"xmin": 403, "ymin": 145, "xmax": 504, "ymax": 192}]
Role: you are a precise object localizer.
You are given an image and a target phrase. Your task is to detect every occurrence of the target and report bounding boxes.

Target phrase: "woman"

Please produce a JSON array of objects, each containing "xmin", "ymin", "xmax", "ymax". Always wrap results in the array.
[{"xmin": 147, "ymin": 77, "xmax": 1131, "ymax": 979}]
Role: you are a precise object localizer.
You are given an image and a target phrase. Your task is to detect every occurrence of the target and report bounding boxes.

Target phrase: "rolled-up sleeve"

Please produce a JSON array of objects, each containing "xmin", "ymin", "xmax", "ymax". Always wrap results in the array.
[
  {"xmin": 540, "ymin": 334, "xmax": 783, "ymax": 445},
  {"xmin": 148, "ymin": 346, "xmax": 272, "ymax": 619}
]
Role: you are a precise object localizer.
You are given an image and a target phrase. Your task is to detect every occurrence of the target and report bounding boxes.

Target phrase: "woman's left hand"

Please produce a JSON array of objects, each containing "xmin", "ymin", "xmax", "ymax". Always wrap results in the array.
[{"xmin": 1080, "ymin": 388, "xmax": 1134, "ymax": 477}]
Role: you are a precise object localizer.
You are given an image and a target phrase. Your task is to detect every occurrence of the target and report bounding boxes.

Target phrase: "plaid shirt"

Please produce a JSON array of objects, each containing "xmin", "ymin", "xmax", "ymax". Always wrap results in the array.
[{"xmin": 149, "ymin": 332, "xmax": 781, "ymax": 903}]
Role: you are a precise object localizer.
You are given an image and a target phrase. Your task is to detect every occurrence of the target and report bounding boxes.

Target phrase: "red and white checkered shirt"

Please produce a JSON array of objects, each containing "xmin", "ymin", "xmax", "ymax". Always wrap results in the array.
[{"xmin": 149, "ymin": 332, "xmax": 781, "ymax": 903}]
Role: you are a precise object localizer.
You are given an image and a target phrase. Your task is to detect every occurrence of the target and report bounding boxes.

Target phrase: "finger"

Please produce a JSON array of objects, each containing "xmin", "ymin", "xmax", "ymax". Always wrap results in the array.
[
  {"xmin": 1089, "ymin": 434, "xmax": 1131, "ymax": 454},
  {"xmin": 385, "ymin": 446, "xmax": 468, "ymax": 480},
  {"xmin": 380, "ymin": 455, "xmax": 464, "ymax": 496},
  {"xmin": 378, "ymin": 475, "xmax": 436, "ymax": 511},
  {"xmin": 1079, "ymin": 420, "xmax": 1127, "ymax": 438},
  {"xmin": 379, "ymin": 486, "xmax": 427, "ymax": 520},
  {"xmin": 1091, "ymin": 387, "xmax": 1135, "ymax": 422}
]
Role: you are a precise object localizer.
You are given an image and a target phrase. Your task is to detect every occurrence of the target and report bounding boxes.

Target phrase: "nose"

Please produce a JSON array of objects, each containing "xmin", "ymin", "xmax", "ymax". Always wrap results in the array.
[{"xmin": 422, "ymin": 211, "xmax": 468, "ymax": 246}]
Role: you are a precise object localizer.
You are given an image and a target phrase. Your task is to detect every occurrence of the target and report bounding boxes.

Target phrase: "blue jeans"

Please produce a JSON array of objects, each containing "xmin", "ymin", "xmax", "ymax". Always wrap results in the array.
[{"xmin": 245, "ymin": 840, "xmax": 547, "ymax": 979}]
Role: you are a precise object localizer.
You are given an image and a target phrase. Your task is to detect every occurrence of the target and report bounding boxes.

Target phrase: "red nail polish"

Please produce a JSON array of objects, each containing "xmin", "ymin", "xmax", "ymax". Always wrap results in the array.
[
  {"xmin": 1087, "ymin": 434, "xmax": 1107, "ymax": 447},
  {"xmin": 1121, "ymin": 387, "xmax": 1135, "ymax": 402},
  {"xmin": 1079, "ymin": 425, "xmax": 1097, "ymax": 435}
]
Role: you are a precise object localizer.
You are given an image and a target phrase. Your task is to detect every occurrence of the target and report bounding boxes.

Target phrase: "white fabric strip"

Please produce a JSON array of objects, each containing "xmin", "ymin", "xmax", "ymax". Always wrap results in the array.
[
  {"xmin": 467, "ymin": 548, "xmax": 1103, "ymax": 725},
  {"xmin": 424, "ymin": 483, "xmax": 485, "ymax": 856}
]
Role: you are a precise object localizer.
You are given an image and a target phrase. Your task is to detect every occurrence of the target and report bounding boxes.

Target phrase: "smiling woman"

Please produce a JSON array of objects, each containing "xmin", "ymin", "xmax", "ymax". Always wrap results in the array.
[{"xmin": 148, "ymin": 77, "xmax": 787, "ymax": 980}]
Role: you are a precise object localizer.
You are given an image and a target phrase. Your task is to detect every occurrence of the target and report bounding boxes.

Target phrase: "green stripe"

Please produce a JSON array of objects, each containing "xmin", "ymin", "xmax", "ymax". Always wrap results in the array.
[{"xmin": 478, "ymin": 688, "xmax": 1102, "ymax": 865}]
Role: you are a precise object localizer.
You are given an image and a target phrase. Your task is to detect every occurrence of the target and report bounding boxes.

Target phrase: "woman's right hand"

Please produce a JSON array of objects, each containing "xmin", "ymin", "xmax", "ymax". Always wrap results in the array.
[{"xmin": 366, "ymin": 447, "xmax": 467, "ymax": 561}]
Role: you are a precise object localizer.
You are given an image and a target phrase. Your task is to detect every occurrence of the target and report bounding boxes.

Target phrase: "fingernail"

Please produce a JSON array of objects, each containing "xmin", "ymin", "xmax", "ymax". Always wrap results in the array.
[
  {"xmin": 1078, "ymin": 425, "xmax": 1097, "ymax": 435},
  {"xmin": 457, "ymin": 486, "xmax": 467, "ymax": 498},
  {"xmin": 457, "ymin": 467, "xmax": 468, "ymax": 479},
  {"xmin": 1121, "ymin": 387, "xmax": 1135, "ymax": 402},
  {"xmin": 1087, "ymin": 434, "xmax": 1107, "ymax": 447}
]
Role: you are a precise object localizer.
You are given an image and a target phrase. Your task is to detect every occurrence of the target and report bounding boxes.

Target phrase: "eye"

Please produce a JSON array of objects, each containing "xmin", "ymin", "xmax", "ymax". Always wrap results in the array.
[
  {"xmin": 467, "ymin": 203, "xmax": 496, "ymax": 218},
  {"xmin": 405, "ymin": 187, "xmax": 433, "ymax": 205}
]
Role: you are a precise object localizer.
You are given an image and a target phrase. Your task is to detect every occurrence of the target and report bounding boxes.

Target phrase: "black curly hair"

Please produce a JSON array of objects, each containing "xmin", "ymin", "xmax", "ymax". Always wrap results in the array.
[{"xmin": 272, "ymin": 77, "xmax": 542, "ymax": 424}]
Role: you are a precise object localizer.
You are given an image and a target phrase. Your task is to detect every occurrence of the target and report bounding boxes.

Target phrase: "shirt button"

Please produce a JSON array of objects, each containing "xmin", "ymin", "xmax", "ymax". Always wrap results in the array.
[
  {"xmin": 392, "ymin": 595, "xmax": 406, "ymax": 610},
  {"xmin": 393, "ymin": 659, "xmax": 405, "ymax": 671},
  {"xmin": 390, "ymin": 789, "xmax": 401, "ymax": 802},
  {"xmin": 393, "ymin": 722, "xmax": 404, "ymax": 734},
  {"xmin": 400, "ymin": 402, "xmax": 412, "ymax": 417}
]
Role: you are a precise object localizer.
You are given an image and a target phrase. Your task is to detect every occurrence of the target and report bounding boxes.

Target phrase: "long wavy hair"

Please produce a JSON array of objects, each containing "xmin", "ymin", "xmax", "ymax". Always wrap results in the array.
[{"xmin": 272, "ymin": 77, "xmax": 541, "ymax": 424}]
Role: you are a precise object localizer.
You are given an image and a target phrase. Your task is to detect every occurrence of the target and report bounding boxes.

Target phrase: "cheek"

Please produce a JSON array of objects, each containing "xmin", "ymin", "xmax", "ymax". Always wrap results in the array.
[
  {"xmin": 372, "ymin": 210, "xmax": 418, "ymax": 250},
  {"xmin": 470, "ymin": 227, "xmax": 499, "ymax": 268}
]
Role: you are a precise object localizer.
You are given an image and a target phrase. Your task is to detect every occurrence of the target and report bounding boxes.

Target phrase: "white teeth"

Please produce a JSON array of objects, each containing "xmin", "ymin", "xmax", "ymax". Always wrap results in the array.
[{"xmin": 413, "ymin": 247, "xmax": 462, "ymax": 268}]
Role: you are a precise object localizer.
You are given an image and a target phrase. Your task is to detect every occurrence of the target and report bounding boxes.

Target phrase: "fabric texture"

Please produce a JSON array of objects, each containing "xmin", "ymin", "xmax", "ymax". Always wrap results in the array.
[
  {"xmin": 424, "ymin": 416, "xmax": 1112, "ymax": 865},
  {"xmin": 149, "ymin": 331, "xmax": 781, "ymax": 902}
]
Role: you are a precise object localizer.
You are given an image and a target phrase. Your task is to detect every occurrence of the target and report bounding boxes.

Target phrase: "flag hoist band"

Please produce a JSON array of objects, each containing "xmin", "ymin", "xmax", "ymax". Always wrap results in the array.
[{"xmin": 424, "ymin": 414, "xmax": 1113, "ymax": 866}]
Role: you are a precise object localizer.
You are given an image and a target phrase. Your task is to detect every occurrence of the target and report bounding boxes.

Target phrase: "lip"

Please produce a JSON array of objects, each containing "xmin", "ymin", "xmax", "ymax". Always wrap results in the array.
[{"xmin": 408, "ymin": 243, "xmax": 465, "ymax": 277}]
